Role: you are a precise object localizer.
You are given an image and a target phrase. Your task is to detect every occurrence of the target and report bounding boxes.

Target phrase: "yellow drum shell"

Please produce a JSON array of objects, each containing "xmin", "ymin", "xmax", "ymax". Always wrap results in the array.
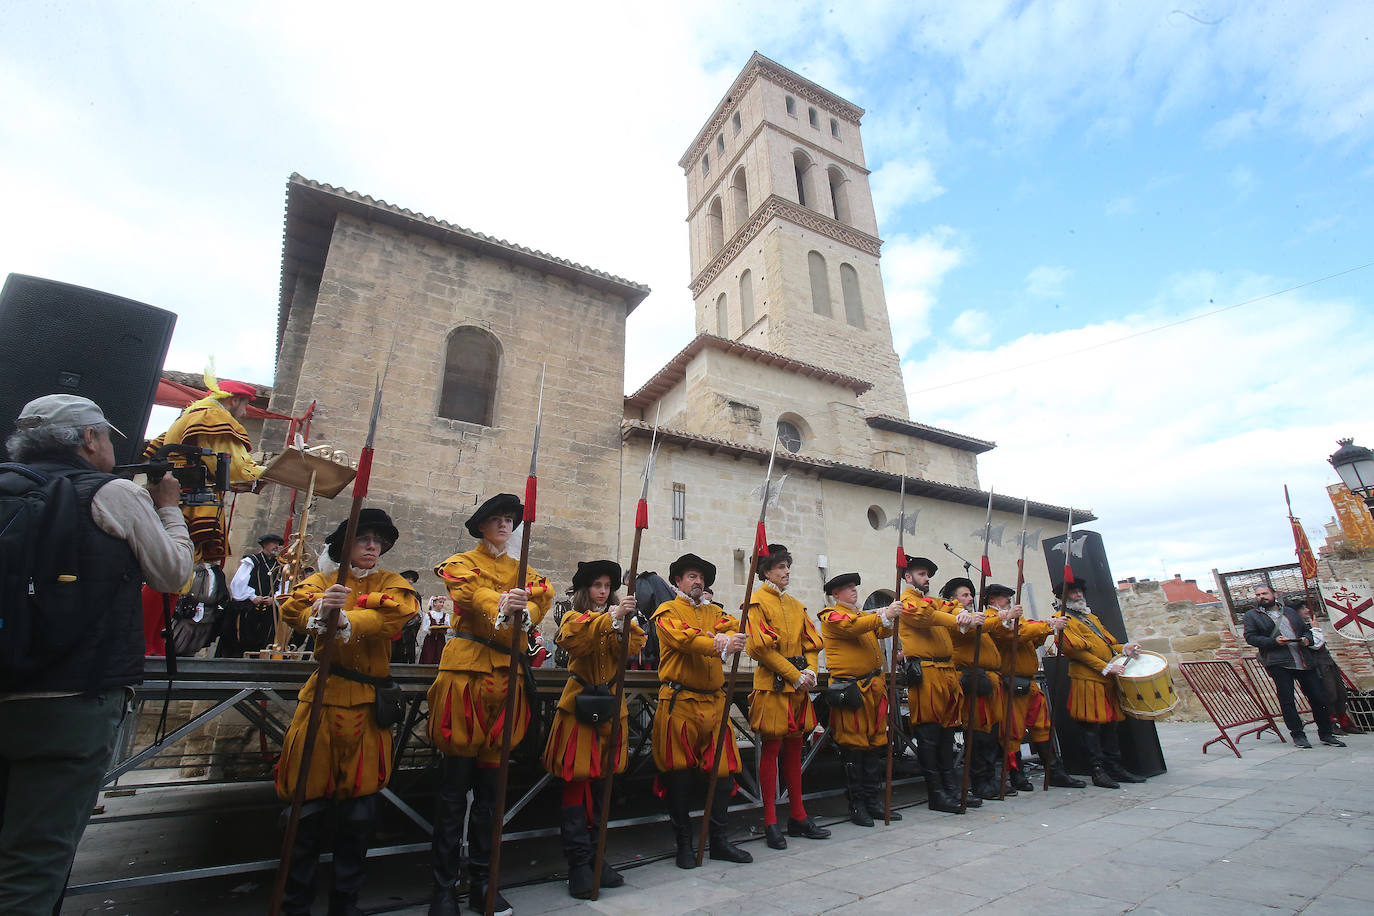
[{"xmin": 1114, "ymin": 650, "xmax": 1178, "ymax": 720}]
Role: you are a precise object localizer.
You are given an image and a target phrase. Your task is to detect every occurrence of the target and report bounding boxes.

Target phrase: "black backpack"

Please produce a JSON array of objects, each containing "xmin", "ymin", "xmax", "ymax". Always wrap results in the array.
[{"xmin": 0, "ymin": 463, "xmax": 85, "ymax": 689}]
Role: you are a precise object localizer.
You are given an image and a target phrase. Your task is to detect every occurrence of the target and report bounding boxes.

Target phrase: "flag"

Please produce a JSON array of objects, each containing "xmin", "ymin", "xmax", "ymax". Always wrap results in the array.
[{"xmin": 1290, "ymin": 517, "xmax": 1317, "ymax": 580}]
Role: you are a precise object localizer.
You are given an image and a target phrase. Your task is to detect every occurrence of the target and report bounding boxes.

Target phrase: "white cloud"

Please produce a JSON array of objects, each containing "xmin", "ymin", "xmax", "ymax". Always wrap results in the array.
[
  {"xmin": 1025, "ymin": 265, "xmax": 1071, "ymax": 300},
  {"xmin": 871, "ymin": 158, "xmax": 945, "ymax": 224},
  {"xmin": 949, "ymin": 309, "xmax": 990, "ymax": 345},
  {"xmin": 881, "ymin": 227, "xmax": 966, "ymax": 355}
]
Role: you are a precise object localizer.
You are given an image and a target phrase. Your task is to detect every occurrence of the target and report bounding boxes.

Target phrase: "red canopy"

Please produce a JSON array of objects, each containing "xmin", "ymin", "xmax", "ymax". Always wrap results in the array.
[{"xmin": 155, "ymin": 378, "xmax": 293, "ymax": 421}]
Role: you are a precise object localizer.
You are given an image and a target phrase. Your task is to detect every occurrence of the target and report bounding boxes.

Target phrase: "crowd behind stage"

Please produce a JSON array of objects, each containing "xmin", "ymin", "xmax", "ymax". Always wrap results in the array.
[{"xmin": 0, "ymin": 390, "xmax": 1360, "ymax": 916}]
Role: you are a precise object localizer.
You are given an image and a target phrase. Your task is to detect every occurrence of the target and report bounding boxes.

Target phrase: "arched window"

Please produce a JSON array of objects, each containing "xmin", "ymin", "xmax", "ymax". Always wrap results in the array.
[
  {"xmin": 808, "ymin": 251, "xmax": 831, "ymax": 317},
  {"xmin": 438, "ymin": 326, "xmax": 500, "ymax": 425},
  {"xmin": 739, "ymin": 269, "xmax": 754, "ymax": 328},
  {"xmin": 792, "ymin": 151, "xmax": 814, "ymax": 208},
  {"xmin": 840, "ymin": 263, "xmax": 865, "ymax": 329},
  {"xmin": 716, "ymin": 293, "xmax": 728, "ymax": 337},
  {"xmin": 777, "ymin": 420, "xmax": 802, "ymax": 453},
  {"xmin": 731, "ymin": 167, "xmax": 749, "ymax": 227},
  {"xmin": 707, "ymin": 197, "xmax": 724, "ymax": 254},
  {"xmin": 828, "ymin": 167, "xmax": 851, "ymax": 224}
]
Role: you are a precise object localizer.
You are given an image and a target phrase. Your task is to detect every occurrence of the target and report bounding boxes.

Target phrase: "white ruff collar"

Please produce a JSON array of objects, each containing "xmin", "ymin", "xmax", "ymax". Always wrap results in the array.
[
  {"xmin": 480, "ymin": 539, "xmax": 509, "ymax": 559},
  {"xmin": 762, "ymin": 580, "xmax": 786, "ymax": 596},
  {"xmin": 673, "ymin": 586, "xmax": 708, "ymax": 607}
]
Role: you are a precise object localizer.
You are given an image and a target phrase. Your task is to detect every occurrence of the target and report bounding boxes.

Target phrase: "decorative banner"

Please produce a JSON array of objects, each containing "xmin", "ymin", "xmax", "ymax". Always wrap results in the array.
[
  {"xmin": 1290, "ymin": 517, "xmax": 1318, "ymax": 580},
  {"xmin": 1328, "ymin": 483, "xmax": 1374, "ymax": 552},
  {"xmin": 1324, "ymin": 580, "xmax": 1374, "ymax": 643}
]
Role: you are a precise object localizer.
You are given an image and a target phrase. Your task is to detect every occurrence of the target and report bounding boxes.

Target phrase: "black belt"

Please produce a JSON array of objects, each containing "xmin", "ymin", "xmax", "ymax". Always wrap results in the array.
[
  {"xmin": 913, "ymin": 655, "xmax": 952, "ymax": 664},
  {"xmin": 772, "ymin": 655, "xmax": 809, "ymax": 691},
  {"xmin": 832, "ymin": 666, "xmax": 884, "ymax": 687},
  {"xmin": 331, "ymin": 662, "xmax": 389, "ymax": 687},
  {"xmin": 571, "ymin": 672, "xmax": 614, "ymax": 691},
  {"xmin": 453, "ymin": 632, "xmax": 537, "ymax": 700},
  {"xmin": 663, "ymin": 679, "xmax": 721, "ymax": 715}
]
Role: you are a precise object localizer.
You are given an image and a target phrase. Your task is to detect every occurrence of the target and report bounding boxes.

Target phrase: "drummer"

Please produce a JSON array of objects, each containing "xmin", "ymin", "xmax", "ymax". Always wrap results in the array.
[{"xmin": 1053, "ymin": 579, "xmax": 1148, "ymax": 788}]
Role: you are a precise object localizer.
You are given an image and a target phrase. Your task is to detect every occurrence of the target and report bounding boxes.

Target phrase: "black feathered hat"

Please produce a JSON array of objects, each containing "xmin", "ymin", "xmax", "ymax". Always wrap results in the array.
[
  {"xmin": 903, "ymin": 556, "xmax": 938, "ymax": 576},
  {"xmin": 824, "ymin": 572, "xmax": 861, "ymax": 594},
  {"xmin": 983, "ymin": 583, "xmax": 1015, "ymax": 604},
  {"xmin": 465, "ymin": 493, "xmax": 523, "ymax": 539},
  {"xmin": 757, "ymin": 542, "xmax": 792, "ymax": 572},
  {"xmin": 668, "ymin": 553, "xmax": 716, "ymax": 589},
  {"xmin": 572, "ymin": 559, "xmax": 623, "ymax": 593},
  {"xmin": 258, "ymin": 533, "xmax": 284, "ymax": 546},
  {"xmin": 1054, "ymin": 578, "xmax": 1090, "ymax": 600},
  {"xmin": 325, "ymin": 508, "xmax": 399, "ymax": 562},
  {"xmin": 939, "ymin": 577, "xmax": 976, "ymax": 602}
]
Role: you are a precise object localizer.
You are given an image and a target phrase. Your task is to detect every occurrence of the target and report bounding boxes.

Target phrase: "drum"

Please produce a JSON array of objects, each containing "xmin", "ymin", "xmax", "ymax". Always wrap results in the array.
[{"xmin": 1114, "ymin": 650, "xmax": 1178, "ymax": 720}]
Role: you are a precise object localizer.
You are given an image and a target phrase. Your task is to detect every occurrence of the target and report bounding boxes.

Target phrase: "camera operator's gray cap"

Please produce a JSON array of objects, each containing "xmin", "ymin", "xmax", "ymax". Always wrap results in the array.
[{"xmin": 16, "ymin": 394, "xmax": 124, "ymax": 438}]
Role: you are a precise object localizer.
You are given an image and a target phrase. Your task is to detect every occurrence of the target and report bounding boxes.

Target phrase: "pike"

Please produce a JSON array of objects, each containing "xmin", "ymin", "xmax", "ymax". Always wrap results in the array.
[
  {"xmin": 485, "ymin": 364, "xmax": 546, "ymax": 916},
  {"xmin": 697, "ymin": 424, "xmax": 782, "ymax": 866},
  {"xmin": 883, "ymin": 474, "xmax": 907, "ymax": 825},
  {"xmin": 997, "ymin": 497, "xmax": 1029, "ymax": 800},
  {"xmin": 959, "ymin": 488, "xmax": 995, "ymax": 813},
  {"xmin": 1043, "ymin": 507, "xmax": 1075, "ymax": 792},
  {"xmin": 589, "ymin": 408, "xmax": 662, "ymax": 899},
  {"xmin": 270, "ymin": 325, "xmax": 399, "ymax": 916}
]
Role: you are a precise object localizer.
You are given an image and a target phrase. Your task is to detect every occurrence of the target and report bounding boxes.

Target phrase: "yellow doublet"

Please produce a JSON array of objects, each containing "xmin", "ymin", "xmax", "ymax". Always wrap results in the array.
[
  {"xmin": 988, "ymin": 613, "xmax": 1054, "ymax": 745},
  {"xmin": 898, "ymin": 587, "xmax": 964, "ymax": 727},
  {"xmin": 1056, "ymin": 610, "xmax": 1126, "ymax": 724},
  {"xmin": 819, "ymin": 603, "xmax": 891, "ymax": 749},
  {"xmin": 745, "ymin": 583, "xmax": 822, "ymax": 739},
  {"xmin": 651, "ymin": 595, "xmax": 742, "ymax": 775}
]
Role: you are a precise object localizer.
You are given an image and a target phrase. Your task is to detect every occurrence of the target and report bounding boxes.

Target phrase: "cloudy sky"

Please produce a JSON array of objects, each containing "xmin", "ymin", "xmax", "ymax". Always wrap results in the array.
[{"xmin": 3, "ymin": 1, "xmax": 1371, "ymax": 586}]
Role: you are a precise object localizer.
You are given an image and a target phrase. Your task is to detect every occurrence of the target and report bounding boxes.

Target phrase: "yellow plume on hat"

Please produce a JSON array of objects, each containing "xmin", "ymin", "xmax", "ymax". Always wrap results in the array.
[{"xmin": 203, "ymin": 357, "xmax": 232, "ymax": 400}]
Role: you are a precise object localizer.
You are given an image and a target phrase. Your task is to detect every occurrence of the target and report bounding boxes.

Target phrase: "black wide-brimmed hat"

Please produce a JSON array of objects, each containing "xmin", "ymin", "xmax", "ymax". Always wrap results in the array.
[
  {"xmin": 325, "ymin": 508, "xmax": 399, "ymax": 562},
  {"xmin": 572, "ymin": 559, "xmax": 623, "ymax": 593},
  {"xmin": 983, "ymin": 583, "xmax": 1015, "ymax": 604},
  {"xmin": 903, "ymin": 556, "xmax": 938, "ymax": 575},
  {"xmin": 465, "ymin": 493, "xmax": 523, "ymax": 539},
  {"xmin": 824, "ymin": 572, "xmax": 861, "ymax": 594},
  {"xmin": 758, "ymin": 542, "xmax": 792, "ymax": 572},
  {"xmin": 1054, "ymin": 578, "xmax": 1090, "ymax": 599},
  {"xmin": 669, "ymin": 553, "xmax": 716, "ymax": 588},
  {"xmin": 940, "ymin": 577, "xmax": 976, "ymax": 601},
  {"xmin": 258, "ymin": 533, "xmax": 284, "ymax": 546}
]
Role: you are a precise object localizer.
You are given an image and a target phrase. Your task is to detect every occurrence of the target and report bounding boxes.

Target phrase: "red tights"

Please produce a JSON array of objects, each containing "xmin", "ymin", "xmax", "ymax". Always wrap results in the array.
[{"xmin": 759, "ymin": 736, "xmax": 808, "ymax": 825}]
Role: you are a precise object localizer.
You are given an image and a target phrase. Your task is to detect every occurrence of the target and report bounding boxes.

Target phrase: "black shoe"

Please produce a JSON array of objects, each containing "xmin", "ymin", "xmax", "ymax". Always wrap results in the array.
[
  {"xmin": 1047, "ymin": 769, "xmax": 1087, "ymax": 789},
  {"xmin": 787, "ymin": 816, "xmax": 831, "ymax": 839},
  {"xmin": 861, "ymin": 749, "xmax": 899, "ymax": 820},
  {"xmin": 1009, "ymin": 765, "xmax": 1034, "ymax": 793},
  {"xmin": 1105, "ymin": 764, "xmax": 1146, "ymax": 784},
  {"xmin": 1293, "ymin": 733, "xmax": 1313, "ymax": 749},
  {"xmin": 467, "ymin": 884, "xmax": 513, "ymax": 916},
  {"xmin": 708, "ymin": 837, "xmax": 753, "ymax": 863},
  {"xmin": 1091, "ymin": 768, "xmax": 1120, "ymax": 789},
  {"xmin": 567, "ymin": 864, "xmax": 595, "ymax": 900},
  {"xmin": 598, "ymin": 858, "xmax": 624, "ymax": 889},
  {"xmin": 849, "ymin": 801, "xmax": 874, "ymax": 827},
  {"xmin": 429, "ymin": 885, "xmax": 462, "ymax": 916},
  {"xmin": 866, "ymin": 802, "xmax": 901, "ymax": 821},
  {"xmin": 765, "ymin": 824, "xmax": 788, "ymax": 849},
  {"xmin": 1321, "ymin": 736, "xmax": 1347, "ymax": 748}
]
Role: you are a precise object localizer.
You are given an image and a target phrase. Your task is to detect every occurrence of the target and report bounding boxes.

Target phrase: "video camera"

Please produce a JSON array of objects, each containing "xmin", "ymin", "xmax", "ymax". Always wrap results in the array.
[{"xmin": 113, "ymin": 443, "xmax": 230, "ymax": 507}]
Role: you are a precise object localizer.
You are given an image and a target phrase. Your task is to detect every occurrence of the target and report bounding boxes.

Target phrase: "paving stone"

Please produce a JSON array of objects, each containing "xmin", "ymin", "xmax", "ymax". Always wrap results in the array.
[
  {"xmin": 825, "ymin": 882, "xmax": 988, "ymax": 915},
  {"xmin": 1299, "ymin": 894, "xmax": 1374, "ymax": 915},
  {"xmin": 1132, "ymin": 887, "xmax": 1296, "ymax": 915},
  {"xmin": 1174, "ymin": 860, "xmax": 1319, "ymax": 909},
  {"xmin": 1044, "ymin": 859, "xmax": 1191, "ymax": 903}
]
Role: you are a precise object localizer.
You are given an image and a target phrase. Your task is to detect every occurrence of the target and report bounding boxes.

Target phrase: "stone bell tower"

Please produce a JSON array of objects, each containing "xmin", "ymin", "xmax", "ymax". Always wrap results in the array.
[{"xmin": 679, "ymin": 52, "xmax": 910, "ymax": 418}]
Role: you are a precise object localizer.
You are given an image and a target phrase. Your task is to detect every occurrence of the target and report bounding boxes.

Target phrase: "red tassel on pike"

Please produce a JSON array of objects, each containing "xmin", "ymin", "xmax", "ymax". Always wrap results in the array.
[
  {"xmin": 353, "ymin": 449, "xmax": 373, "ymax": 499},
  {"xmin": 524, "ymin": 475, "xmax": 538, "ymax": 523},
  {"xmin": 981, "ymin": 556, "xmax": 992, "ymax": 577},
  {"xmin": 896, "ymin": 547, "xmax": 906, "ymax": 569},
  {"xmin": 1063, "ymin": 563, "xmax": 1074, "ymax": 584},
  {"xmin": 754, "ymin": 522, "xmax": 769, "ymax": 557},
  {"xmin": 635, "ymin": 498, "xmax": 649, "ymax": 530}
]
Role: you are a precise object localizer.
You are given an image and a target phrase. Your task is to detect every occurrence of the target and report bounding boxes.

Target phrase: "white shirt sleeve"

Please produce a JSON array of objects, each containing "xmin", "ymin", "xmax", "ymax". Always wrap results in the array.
[
  {"xmin": 89, "ymin": 478, "xmax": 194, "ymax": 593},
  {"xmin": 229, "ymin": 557, "xmax": 256, "ymax": 601}
]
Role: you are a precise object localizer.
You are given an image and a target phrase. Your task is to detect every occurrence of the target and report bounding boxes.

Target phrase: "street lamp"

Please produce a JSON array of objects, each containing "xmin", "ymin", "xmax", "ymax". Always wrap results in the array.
[{"xmin": 1329, "ymin": 438, "xmax": 1374, "ymax": 515}]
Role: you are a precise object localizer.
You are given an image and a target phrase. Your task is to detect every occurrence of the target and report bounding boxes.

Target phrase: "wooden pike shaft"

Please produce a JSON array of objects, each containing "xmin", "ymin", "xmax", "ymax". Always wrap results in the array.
[
  {"xmin": 997, "ymin": 497, "xmax": 1029, "ymax": 800},
  {"xmin": 959, "ymin": 489, "xmax": 994, "ymax": 812},
  {"xmin": 1043, "ymin": 507, "xmax": 1074, "ymax": 792},
  {"xmin": 884, "ymin": 474, "xmax": 906, "ymax": 825}
]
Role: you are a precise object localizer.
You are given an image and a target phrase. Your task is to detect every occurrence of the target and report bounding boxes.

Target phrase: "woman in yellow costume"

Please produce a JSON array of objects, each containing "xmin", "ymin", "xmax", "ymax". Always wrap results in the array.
[
  {"xmin": 540, "ymin": 560, "xmax": 643, "ymax": 899},
  {"xmin": 744, "ymin": 543, "xmax": 830, "ymax": 850},
  {"xmin": 274, "ymin": 508, "xmax": 418, "ymax": 916},
  {"xmin": 426, "ymin": 493, "xmax": 553, "ymax": 916}
]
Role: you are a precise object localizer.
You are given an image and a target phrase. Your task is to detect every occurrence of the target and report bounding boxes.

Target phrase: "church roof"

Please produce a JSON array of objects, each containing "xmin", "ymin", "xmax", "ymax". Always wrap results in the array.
[
  {"xmin": 277, "ymin": 174, "xmax": 651, "ymax": 349},
  {"xmin": 865, "ymin": 414, "xmax": 997, "ymax": 455},
  {"xmin": 622, "ymin": 420, "xmax": 1090, "ymax": 523},
  {"xmin": 624, "ymin": 334, "xmax": 873, "ymax": 409}
]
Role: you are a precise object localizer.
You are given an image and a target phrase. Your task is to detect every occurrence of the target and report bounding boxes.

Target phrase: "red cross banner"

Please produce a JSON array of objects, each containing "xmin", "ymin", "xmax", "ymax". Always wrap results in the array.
[{"xmin": 1324, "ymin": 580, "xmax": 1374, "ymax": 642}]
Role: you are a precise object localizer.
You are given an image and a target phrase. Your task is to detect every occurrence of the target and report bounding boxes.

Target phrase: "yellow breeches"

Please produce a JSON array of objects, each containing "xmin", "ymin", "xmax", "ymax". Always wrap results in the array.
[
  {"xmin": 828, "ymin": 681, "xmax": 889, "ymax": 750},
  {"xmin": 275, "ymin": 702, "xmax": 391, "ymax": 802},
  {"xmin": 652, "ymin": 690, "xmax": 740, "ymax": 775},
  {"xmin": 427, "ymin": 669, "xmax": 530, "ymax": 764},
  {"xmin": 1068, "ymin": 675, "xmax": 1124, "ymax": 724},
  {"xmin": 908, "ymin": 664, "xmax": 964, "ymax": 728},
  {"xmin": 958, "ymin": 675, "xmax": 1004, "ymax": 731},
  {"xmin": 1004, "ymin": 684, "xmax": 1052, "ymax": 746},
  {"xmin": 541, "ymin": 708, "xmax": 630, "ymax": 782},
  {"xmin": 748, "ymin": 689, "xmax": 818, "ymax": 740}
]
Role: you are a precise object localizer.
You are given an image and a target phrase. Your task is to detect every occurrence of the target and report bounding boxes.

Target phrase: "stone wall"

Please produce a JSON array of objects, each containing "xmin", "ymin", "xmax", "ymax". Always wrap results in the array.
[{"xmin": 1117, "ymin": 579, "xmax": 1231, "ymax": 721}]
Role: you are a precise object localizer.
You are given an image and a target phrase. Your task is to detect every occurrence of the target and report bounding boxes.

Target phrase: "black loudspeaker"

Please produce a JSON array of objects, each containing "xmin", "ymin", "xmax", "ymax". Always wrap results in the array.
[
  {"xmin": 0, "ymin": 274, "xmax": 176, "ymax": 466},
  {"xmin": 1040, "ymin": 528, "xmax": 1167, "ymax": 778}
]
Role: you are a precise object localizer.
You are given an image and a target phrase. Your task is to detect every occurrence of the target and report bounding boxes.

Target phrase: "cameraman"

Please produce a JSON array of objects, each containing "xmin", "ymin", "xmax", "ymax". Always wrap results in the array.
[{"xmin": 0, "ymin": 395, "xmax": 193, "ymax": 914}]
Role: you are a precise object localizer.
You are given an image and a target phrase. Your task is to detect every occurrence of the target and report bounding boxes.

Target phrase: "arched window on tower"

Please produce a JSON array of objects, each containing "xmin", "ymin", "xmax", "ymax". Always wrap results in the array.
[
  {"xmin": 808, "ymin": 251, "xmax": 831, "ymax": 317},
  {"xmin": 739, "ymin": 269, "xmax": 754, "ymax": 329},
  {"xmin": 828, "ymin": 166, "xmax": 851, "ymax": 224},
  {"xmin": 731, "ymin": 168, "xmax": 749, "ymax": 227},
  {"xmin": 707, "ymin": 197, "xmax": 724, "ymax": 255},
  {"xmin": 840, "ymin": 263, "xmax": 865, "ymax": 329},
  {"xmin": 792, "ymin": 151, "xmax": 814, "ymax": 209},
  {"xmin": 716, "ymin": 292, "xmax": 729, "ymax": 337},
  {"xmin": 438, "ymin": 326, "xmax": 501, "ymax": 426}
]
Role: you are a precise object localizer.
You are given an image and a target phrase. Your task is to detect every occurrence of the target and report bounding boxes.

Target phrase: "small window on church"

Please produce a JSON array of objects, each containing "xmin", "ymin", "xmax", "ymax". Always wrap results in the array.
[
  {"xmin": 777, "ymin": 420, "xmax": 802, "ymax": 453},
  {"xmin": 732, "ymin": 111, "xmax": 742, "ymax": 135},
  {"xmin": 830, "ymin": 118, "xmax": 840, "ymax": 139},
  {"xmin": 785, "ymin": 95, "xmax": 796, "ymax": 117},
  {"xmin": 439, "ymin": 326, "xmax": 500, "ymax": 426},
  {"xmin": 808, "ymin": 250, "xmax": 831, "ymax": 316},
  {"xmin": 716, "ymin": 292, "xmax": 729, "ymax": 337},
  {"xmin": 716, "ymin": 134, "xmax": 725, "ymax": 155},
  {"xmin": 672, "ymin": 483, "xmax": 686, "ymax": 540},
  {"xmin": 808, "ymin": 106, "xmax": 819, "ymax": 128},
  {"xmin": 867, "ymin": 505, "xmax": 887, "ymax": 530},
  {"xmin": 701, "ymin": 154, "xmax": 709, "ymax": 175}
]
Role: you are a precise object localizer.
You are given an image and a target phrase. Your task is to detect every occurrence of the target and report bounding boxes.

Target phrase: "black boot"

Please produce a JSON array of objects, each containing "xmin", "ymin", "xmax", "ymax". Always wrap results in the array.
[
  {"xmin": 282, "ymin": 804, "xmax": 327, "ymax": 916},
  {"xmin": 1008, "ymin": 750, "xmax": 1035, "ymax": 792},
  {"xmin": 560, "ymin": 805, "xmax": 596, "ymax": 899},
  {"xmin": 329, "ymin": 795, "xmax": 378, "ymax": 916},
  {"xmin": 972, "ymin": 731, "xmax": 1003, "ymax": 800},
  {"xmin": 941, "ymin": 728, "xmax": 981, "ymax": 809},
  {"xmin": 1101, "ymin": 724, "xmax": 1146, "ymax": 783},
  {"xmin": 707, "ymin": 780, "xmax": 752, "ymax": 864},
  {"xmin": 664, "ymin": 770, "xmax": 697, "ymax": 869},
  {"xmin": 430, "ymin": 756, "xmax": 474, "ymax": 916},
  {"xmin": 587, "ymin": 780, "xmax": 623, "ymax": 889},
  {"xmin": 1081, "ymin": 725, "xmax": 1119, "ymax": 789},
  {"xmin": 862, "ymin": 749, "xmax": 901, "ymax": 820},
  {"xmin": 915, "ymin": 724, "xmax": 961, "ymax": 814},
  {"xmin": 1033, "ymin": 740, "xmax": 1085, "ymax": 788},
  {"xmin": 467, "ymin": 767, "xmax": 513, "ymax": 916},
  {"xmin": 841, "ymin": 748, "xmax": 873, "ymax": 826}
]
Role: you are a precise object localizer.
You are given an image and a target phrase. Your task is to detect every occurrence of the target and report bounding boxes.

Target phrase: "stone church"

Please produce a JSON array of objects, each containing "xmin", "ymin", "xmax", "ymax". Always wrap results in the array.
[{"xmin": 251, "ymin": 53, "xmax": 1083, "ymax": 622}]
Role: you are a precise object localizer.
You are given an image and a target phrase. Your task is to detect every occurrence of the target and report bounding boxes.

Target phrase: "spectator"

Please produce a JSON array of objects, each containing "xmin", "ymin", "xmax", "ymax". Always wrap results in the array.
[
  {"xmin": 1297, "ymin": 598, "xmax": 1362, "ymax": 735},
  {"xmin": 417, "ymin": 596, "xmax": 451, "ymax": 664},
  {"xmin": 1242, "ymin": 586, "xmax": 1346, "ymax": 749},
  {"xmin": 221, "ymin": 533, "xmax": 285, "ymax": 657},
  {"xmin": 0, "ymin": 395, "xmax": 193, "ymax": 913}
]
